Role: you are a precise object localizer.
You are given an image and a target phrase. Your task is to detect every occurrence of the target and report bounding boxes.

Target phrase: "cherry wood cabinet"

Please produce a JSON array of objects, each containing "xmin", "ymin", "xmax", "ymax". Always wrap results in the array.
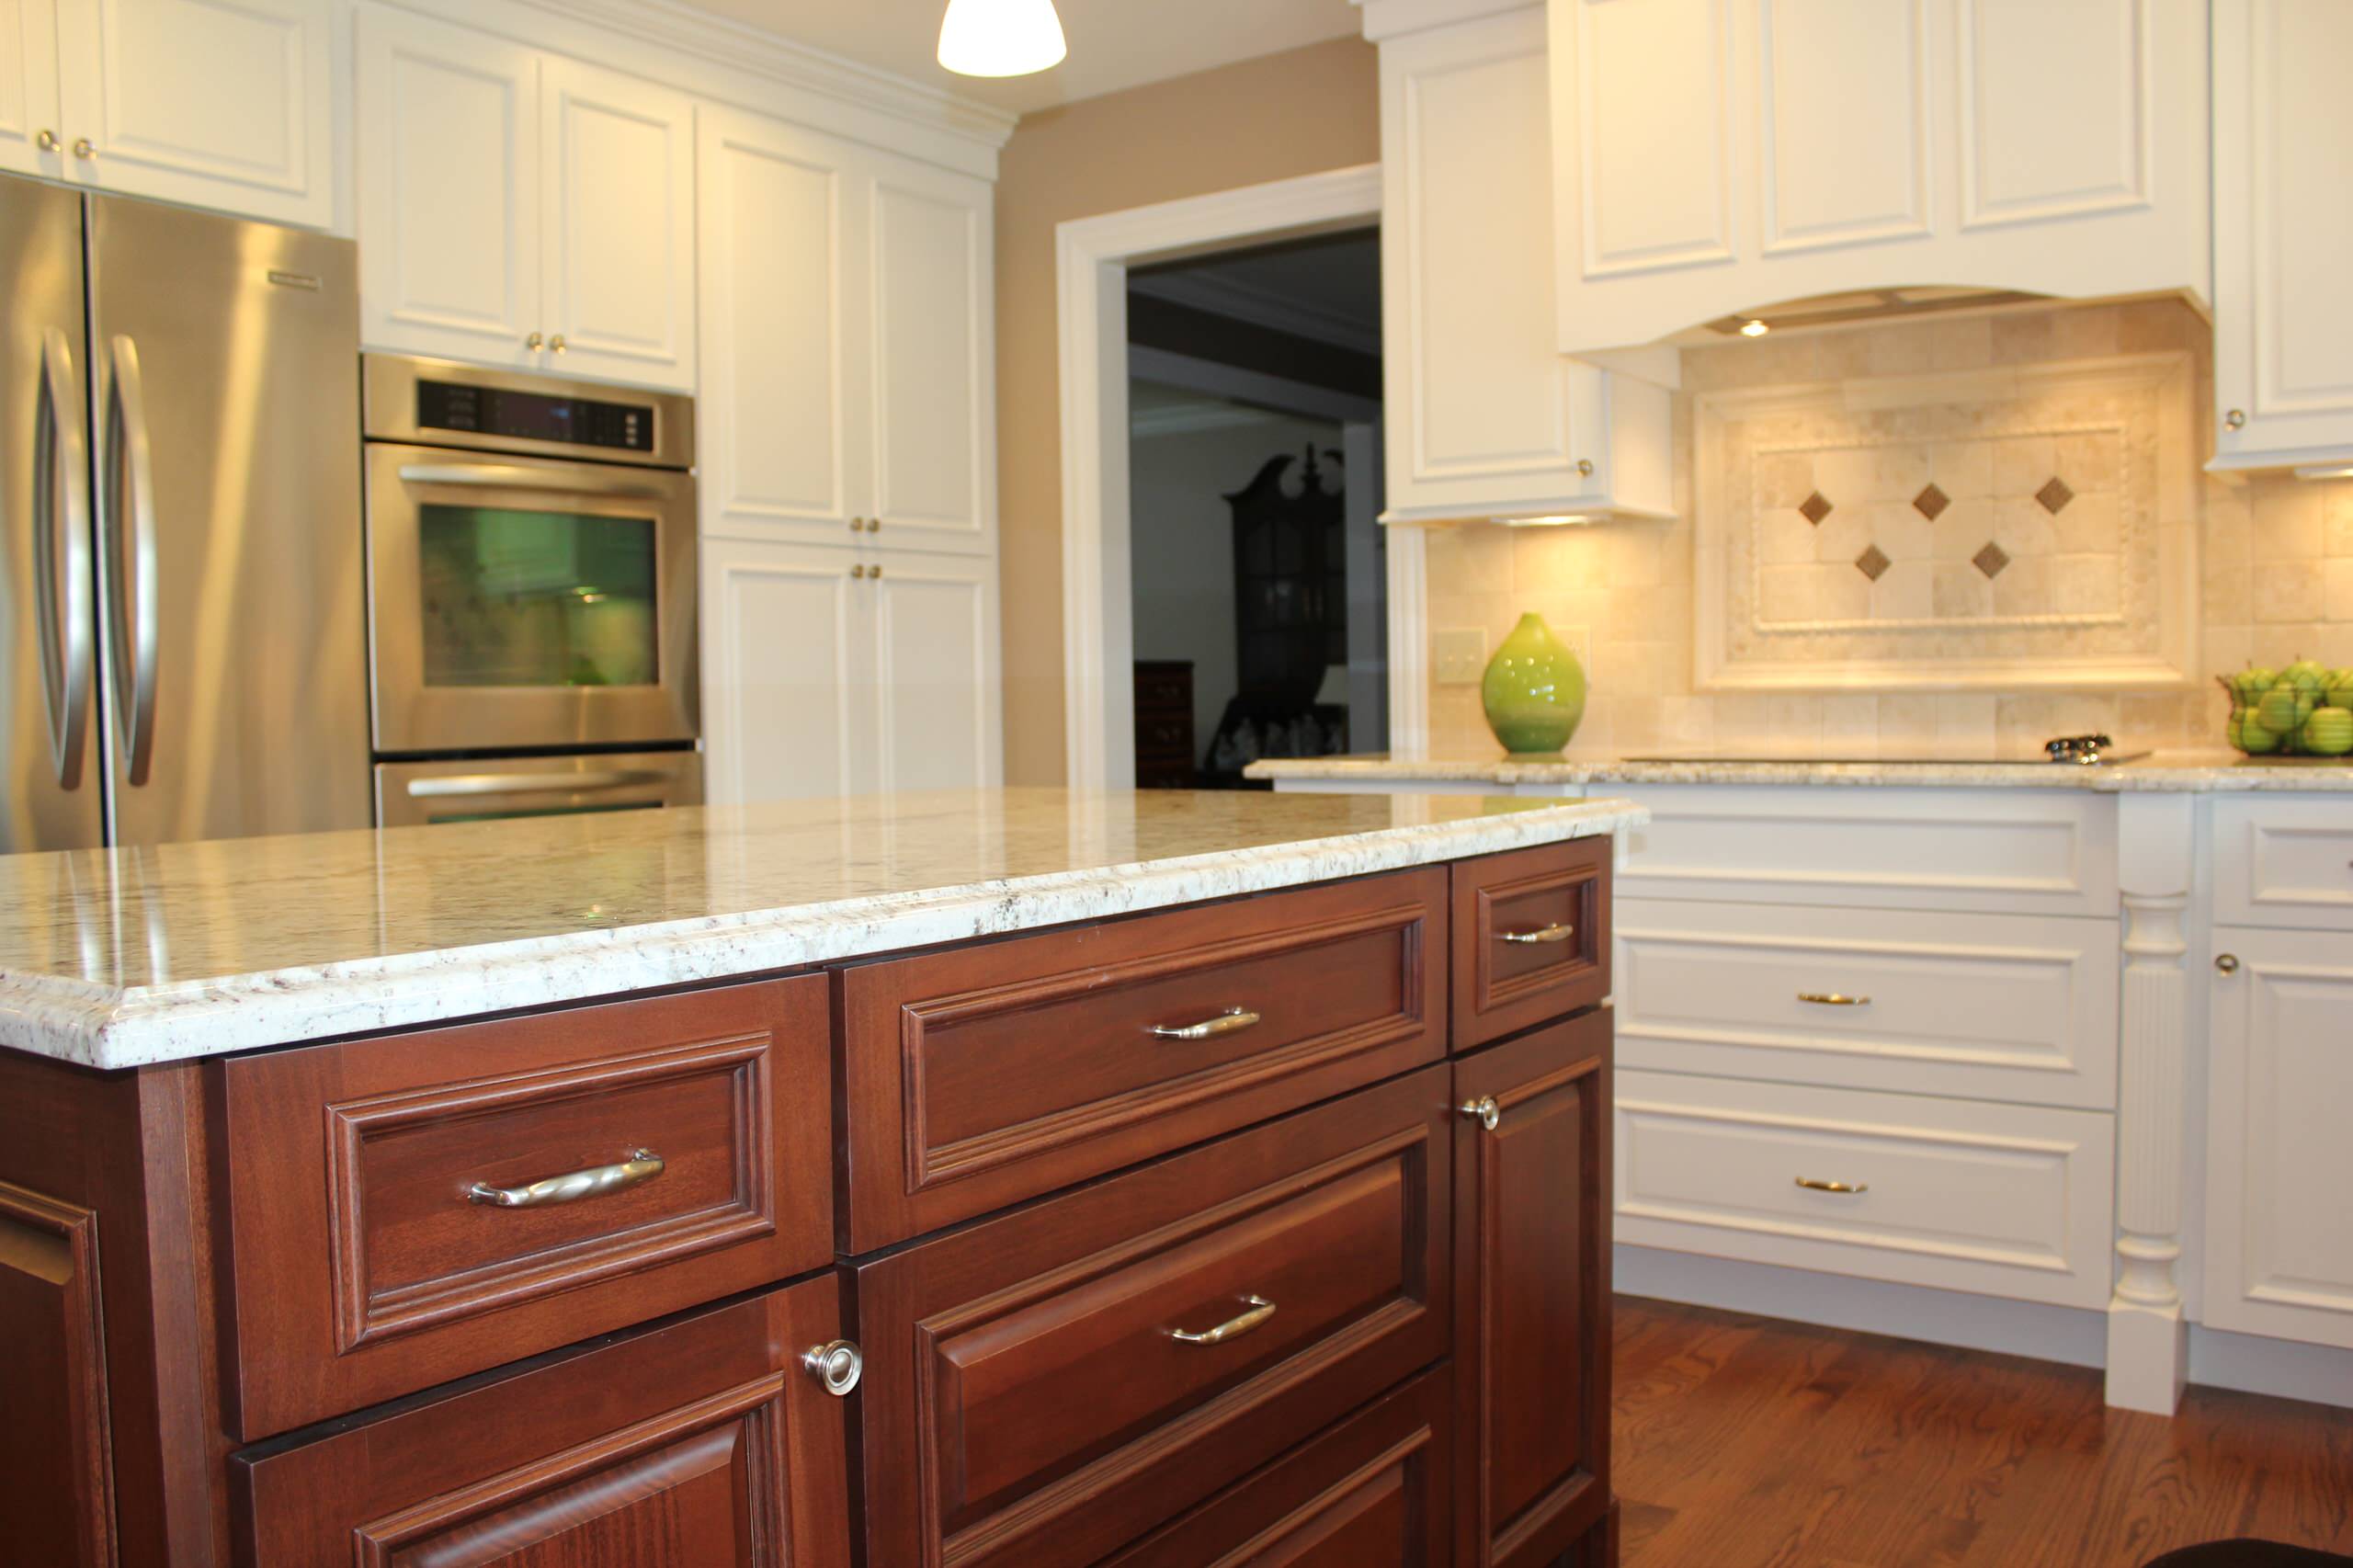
[
  {"xmin": 1451, "ymin": 1011, "xmax": 1614, "ymax": 1568},
  {"xmin": 0, "ymin": 1178, "xmax": 115, "ymax": 1568},
  {"xmin": 233, "ymin": 1277, "xmax": 855, "ymax": 1567},
  {"xmin": 1451, "ymin": 837, "xmax": 1611, "ymax": 1050}
]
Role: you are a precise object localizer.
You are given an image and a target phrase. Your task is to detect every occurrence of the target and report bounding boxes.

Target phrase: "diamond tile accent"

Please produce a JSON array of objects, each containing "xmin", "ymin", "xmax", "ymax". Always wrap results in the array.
[
  {"xmin": 1913, "ymin": 483, "xmax": 1949, "ymax": 520},
  {"xmin": 1855, "ymin": 544, "xmax": 1892, "ymax": 581},
  {"xmin": 1799, "ymin": 491, "xmax": 1834, "ymax": 526},
  {"xmin": 1972, "ymin": 541, "xmax": 2011, "ymax": 578},
  {"xmin": 2036, "ymin": 476, "xmax": 2074, "ymax": 514}
]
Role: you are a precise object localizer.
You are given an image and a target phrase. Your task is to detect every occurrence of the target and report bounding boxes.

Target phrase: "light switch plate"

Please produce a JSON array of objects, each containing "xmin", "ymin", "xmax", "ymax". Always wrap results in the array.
[{"xmin": 1433, "ymin": 628, "xmax": 1486, "ymax": 685}]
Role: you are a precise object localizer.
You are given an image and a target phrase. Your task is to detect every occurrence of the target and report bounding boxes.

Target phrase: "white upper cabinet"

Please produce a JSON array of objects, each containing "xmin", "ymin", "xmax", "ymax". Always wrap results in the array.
[
  {"xmin": 699, "ymin": 102, "xmax": 995, "ymax": 552},
  {"xmin": 355, "ymin": 4, "xmax": 695, "ymax": 391},
  {"xmin": 0, "ymin": 0, "xmax": 62, "ymax": 179},
  {"xmin": 1543, "ymin": 0, "xmax": 2211, "ymax": 352},
  {"xmin": 1377, "ymin": 6, "xmax": 1674, "ymax": 525},
  {"xmin": 3, "ymin": 0, "xmax": 333, "ymax": 223},
  {"xmin": 2211, "ymin": 0, "xmax": 2353, "ymax": 470}
]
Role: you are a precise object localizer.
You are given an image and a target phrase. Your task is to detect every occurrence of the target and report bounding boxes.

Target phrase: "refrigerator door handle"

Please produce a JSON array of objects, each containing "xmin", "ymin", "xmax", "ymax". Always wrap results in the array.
[
  {"xmin": 102, "ymin": 334, "xmax": 159, "ymax": 787},
  {"xmin": 33, "ymin": 326, "xmax": 94, "ymax": 789}
]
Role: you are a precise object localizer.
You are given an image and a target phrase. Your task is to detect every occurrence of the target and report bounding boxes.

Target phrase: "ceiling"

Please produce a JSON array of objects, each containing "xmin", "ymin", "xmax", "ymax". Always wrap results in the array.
[
  {"xmin": 1133, "ymin": 231, "xmax": 1381, "ymax": 355},
  {"xmin": 682, "ymin": 0, "xmax": 1362, "ymax": 117}
]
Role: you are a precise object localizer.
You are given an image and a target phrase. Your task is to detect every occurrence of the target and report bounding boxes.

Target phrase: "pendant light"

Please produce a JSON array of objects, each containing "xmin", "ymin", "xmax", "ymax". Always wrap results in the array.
[{"xmin": 938, "ymin": 0, "xmax": 1068, "ymax": 78}]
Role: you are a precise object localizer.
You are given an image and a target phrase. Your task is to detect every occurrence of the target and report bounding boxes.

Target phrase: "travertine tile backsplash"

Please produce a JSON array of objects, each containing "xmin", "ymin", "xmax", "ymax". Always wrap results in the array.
[{"xmin": 1422, "ymin": 298, "xmax": 2353, "ymax": 758}]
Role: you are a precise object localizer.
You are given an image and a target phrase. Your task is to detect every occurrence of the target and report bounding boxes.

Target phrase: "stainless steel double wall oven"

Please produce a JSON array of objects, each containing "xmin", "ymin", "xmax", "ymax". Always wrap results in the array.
[{"xmin": 361, "ymin": 356, "xmax": 703, "ymax": 825}]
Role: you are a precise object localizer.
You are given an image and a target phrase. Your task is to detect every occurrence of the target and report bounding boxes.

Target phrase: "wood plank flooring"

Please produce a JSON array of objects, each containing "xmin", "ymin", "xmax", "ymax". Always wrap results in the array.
[{"xmin": 1613, "ymin": 1297, "xmax": 2353, "ymax": 1568}]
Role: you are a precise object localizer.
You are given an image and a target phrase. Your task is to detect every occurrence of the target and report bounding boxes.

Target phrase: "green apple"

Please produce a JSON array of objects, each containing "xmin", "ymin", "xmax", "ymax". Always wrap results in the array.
[
  {"xmin": 2235, "ymin": 713, "xmax": 2283, "ymax": 754},
  {"xmin": 2302, "ymin": 707, "xmax": 2353, "ymax": 756},
  {"xmin": 2256, "ymin": 685, "xmax": 2313, "ymax": 735},
  {"xmin": 2284, "ymin": 660, "xmax": 2330, "ymax": 696},
  {"xmin": 2328, "ymin": 674, "xmax": 2353, "ymax": 711}
]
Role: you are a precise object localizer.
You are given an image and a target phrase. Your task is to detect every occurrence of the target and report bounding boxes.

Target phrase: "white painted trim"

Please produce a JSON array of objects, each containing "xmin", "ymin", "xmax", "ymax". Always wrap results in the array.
[
  {"xmin": 1057, "ymin": 165, "xmax": 1384, "ymax": 791},
  {"xmin": 1128, "ymin": 269, "xmax": 1381, "ymax": 356},
  {"xmin": 1130, "ymin": 345, "xmax": 1384, "ymax": 427}
]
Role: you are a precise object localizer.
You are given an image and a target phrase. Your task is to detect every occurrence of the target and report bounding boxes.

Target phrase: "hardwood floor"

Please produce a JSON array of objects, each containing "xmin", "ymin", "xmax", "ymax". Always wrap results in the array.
[{"xmin": 1613, "ymin": 1297, "xmax": 2353, "ymax": 1568}]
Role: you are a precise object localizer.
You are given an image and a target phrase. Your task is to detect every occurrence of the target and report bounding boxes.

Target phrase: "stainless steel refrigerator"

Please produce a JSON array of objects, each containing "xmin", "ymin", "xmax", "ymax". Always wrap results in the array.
[{"xmin": 2, "ymin": 175, "xmax": 370, "ymax": 852}]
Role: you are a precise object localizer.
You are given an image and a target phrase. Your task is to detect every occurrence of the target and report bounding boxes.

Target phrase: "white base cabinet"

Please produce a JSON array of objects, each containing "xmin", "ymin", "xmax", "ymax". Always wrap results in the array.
[
  {"xmin": 700, "ymin": 539, "xmax": 1000, "ymax": 804},
  {"xmin": 2, "ymin": 0, "xmax": 335, "ymax": 226},
  {"xmin": 356, "ymin": 2, "xmax": 696, "ymax": 390}
]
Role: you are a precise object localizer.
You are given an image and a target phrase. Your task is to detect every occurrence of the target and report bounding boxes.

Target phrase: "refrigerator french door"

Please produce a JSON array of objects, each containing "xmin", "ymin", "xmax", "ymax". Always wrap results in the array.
[{"xmin": 1, "ymin": 175, "xmax": 370, "ymax": 852}]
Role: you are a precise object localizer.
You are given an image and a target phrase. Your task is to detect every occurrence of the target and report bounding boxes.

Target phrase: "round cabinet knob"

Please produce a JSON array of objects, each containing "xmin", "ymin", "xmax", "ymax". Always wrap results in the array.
[
  {"xmin": 1574, "ymin": 458, "xmax": 1595, "ymax": 478},
  {"xmin": 848, "ymin": 517, "xmax": 864, "ymax": 533},
  {"xmin": 850, "ymin": 563, "xmax": 867, "ymax": 579},
  {"xmin": 1459, "ymin": 1096, "xmax": 1501, "ymax": 1132},
  {"xmin": 867, "ymin": 517, "xmax": 881, "ymax": 533},
  {"xmin": 802, "ymin": 1339, "xmax": 862, "ymax": 1397},
  {"xmin": 525, "ymin": 331, "xmax": 544, "ymax": 351},
  {"xmin": 868, "ymin": 562, "xmax": 883, "ymax": 580},
  {"xmin": 36, "ymin": 129, "xmax": 59, "ymax": 153},
  {"xmin": 72, "ymin": 137, "xmax": 94, "ymax": 159},
  {"xmin": 2225, "ymin": 409, "xmax": 2247, "ymax": 431},
  {"xmin": 549, "ymin": 334, "xmax": 568, "ymax": 354},
  {"xmin": 2215, "ymin": 953, "xmax": 2240, "ymax": 975}
]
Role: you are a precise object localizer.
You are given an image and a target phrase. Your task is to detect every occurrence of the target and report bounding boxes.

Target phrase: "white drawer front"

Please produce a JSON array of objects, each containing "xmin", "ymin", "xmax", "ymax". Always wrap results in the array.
[
  {"xmin": 1615, "ymin": 898, "xmax": 2119, "ymax": 1109},
  {"xmin": 2211, "ymin": 797, "xmax": 2353, "ymax": 932},
  {"xmin": 1612, "ymin": 785, "xmax": 2118, "ymax": 916},
  {"xmin": 1616, "ymin": 1071, "xmax": 2115, "ymax": 1309}
]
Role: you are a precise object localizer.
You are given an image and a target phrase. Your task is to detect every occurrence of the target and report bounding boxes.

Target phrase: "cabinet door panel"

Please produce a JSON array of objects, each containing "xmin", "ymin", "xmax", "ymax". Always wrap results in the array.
[
  {"xmin": 0, "ymin": 0, "xmax": 62, "ymax": 179},
  {"xmin": 1956, "ymin": 0, "xmax": 2152, "ymax": 229},
  {"xmin": 866, "ymin": 156, "xmax": 992, "ymax": 553},
  {"xmin": 54, "ymin": 0, "xmax": 331, "ymax": 224},
  {"xmin": 700, "ymin": 539, "xmax": 861, "ymax": 803},
  {"xmin": 1453, "ymin": 1014, "xmax": 1612, "ymax": 1568},
  {"xmin": 0, "ymin": 1181, "xmax": 113, "ymax": 1568},
  {"xmin": 356, "ymin": 5, "xmax": 540, "ymax": 365},
  {"xmin": 540, "ymin": 55, "xmax": 694, "ymax": 390},
  {"xmin": 2204, "ymin": 926, "xmax": 2353, "ymax": 1349},
  {"xmin": 1555, "ymin": 0, "xmax": 1733, "ymax": 278},
  {"xmin": 870, "ymin": 551, "xmax": 1000, "ymax": 792},
  {"xmin": 237, "ymin": 1280, "xmax": 854, "ymax": 1568},
  {"xmin": 699, "ymin": 104, "xmax": 867, "ymax": 543},
  {"xmin": 1759, "ymin": 0, "xmax": 1928, "ymax": 253}
]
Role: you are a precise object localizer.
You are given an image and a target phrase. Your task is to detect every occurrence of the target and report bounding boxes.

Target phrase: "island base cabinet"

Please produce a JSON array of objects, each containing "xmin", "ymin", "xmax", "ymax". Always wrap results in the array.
[
  {"xmin": 233, "ymin": 1276, "xmax": 855, "ymax": 1568},
  {"xmin": 1452, "ymin": 1012, "xmax": 1615, "ymax": 1568}
]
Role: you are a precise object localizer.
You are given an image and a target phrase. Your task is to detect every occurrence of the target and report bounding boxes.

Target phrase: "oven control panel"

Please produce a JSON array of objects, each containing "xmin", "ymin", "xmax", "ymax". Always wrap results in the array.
[{"xmin": 415, "ymin": 381, "xmax": 655, "ymax": 453}]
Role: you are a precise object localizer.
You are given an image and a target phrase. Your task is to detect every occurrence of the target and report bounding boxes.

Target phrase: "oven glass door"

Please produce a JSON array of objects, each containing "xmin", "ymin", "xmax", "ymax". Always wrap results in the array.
[{"xmin": 366, "ymin": 446, "xmax": 698, "ymax": 755}]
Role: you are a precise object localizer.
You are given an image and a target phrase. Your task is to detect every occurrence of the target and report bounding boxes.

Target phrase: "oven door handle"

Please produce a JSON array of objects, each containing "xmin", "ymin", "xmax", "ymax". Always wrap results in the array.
[
  {"xmin": 404, "ymin": 767, "xmax": 675, "ymax": 800},
  {"xmin": 396, "ymin": 461, "xmax": 676, "ymax": 499}
]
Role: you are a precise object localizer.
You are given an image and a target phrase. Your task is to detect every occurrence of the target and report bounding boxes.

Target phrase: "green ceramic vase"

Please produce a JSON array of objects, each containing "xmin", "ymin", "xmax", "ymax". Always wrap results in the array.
[{"xmin": 1481, "ymin": 612, "xmax": 1586, "ymax": 756}]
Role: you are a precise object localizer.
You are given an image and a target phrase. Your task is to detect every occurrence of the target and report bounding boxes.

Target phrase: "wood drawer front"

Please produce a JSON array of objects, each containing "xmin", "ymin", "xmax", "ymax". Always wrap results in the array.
[
  {"xmin": 1100, "ymin": 1367, "xmax": 1450, "ymax": 1568},
  {"xmin": 841, "ymin": 869, "xmax": 1446, "ymax": 1251},
  {"xmin": 1615, "ymin": 897, "xmax": 2120, "ymax": 1109},
  {"xmin": 854, "ymin": 1065, "xmax": 1452, "ymax": 1568},
  {"xmin": 1615, "ymin": 1071, "xmax": 2114, "ymax": 1308},
  {"xmin": 1611, "ymin": 785, "xmax": 2119, "ymax": 916},
  {"xmin": 1454, "ymin": 1015, "xmax": 1614, "ymax": 1568},
  {"xmin": 236, "ymin": 1277, "xmax": 853, "ymax": 1568},
  {"xmin": 218, "ymin": 978, "xmax": 832, "ymax": 1440},
  {"xmin": 2212, "ymin": 797, "xmax": 2353, "ymax": 932},
  {"xmin": 1450, "ymin": 839, "xmax": 1611, "ymax": 1049}
]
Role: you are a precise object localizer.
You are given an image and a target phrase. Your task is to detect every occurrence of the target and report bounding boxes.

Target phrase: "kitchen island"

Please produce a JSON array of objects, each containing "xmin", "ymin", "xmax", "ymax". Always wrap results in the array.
[
  {"xmin": 0, "ymin": 787, "xmax": 1642, "ymax": 1568},
  {"xmin": 1250, "ymin": 751, "xmax": 2353, "ymax": 1421}
]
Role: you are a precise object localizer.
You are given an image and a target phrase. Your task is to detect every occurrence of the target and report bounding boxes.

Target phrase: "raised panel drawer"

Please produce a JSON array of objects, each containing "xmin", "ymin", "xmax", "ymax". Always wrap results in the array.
[
  {"xmin": 1614, "ymin": 1070, "xmax": 2114, "ymax": 1308},
  {"xmin": 840, "ymin": 869, "xmax": 1446, "ymax": 1251},
  {"xmin": 1610, "ymin": 785, "xmax": 2119, "ymax": 916},
  {"xmin": 1614, "ymin": 897, "xmax": 2120, "ymax": 1109},
  {"xmin": 1450, "ymin": 839, "xmax": 1611, "ymax": 1048},
  {"xmin": 852, "ymin": 1065, "xmax": 1452, "ymax": 1568},
  {"xmin": 2211, "ymin": 796, "xmax": 2353, "ymax": 932},
  {"xmin": 1099, "ymin": 1367, "xmax": 1451, "ymax": 1568},
  {"xmin": 217, "ymin": 978, "xmax": 832, "ymax": 1440},
  {"xmin": 235, "ymin": 1277, "xmax": 853, "ymax": 1567}
]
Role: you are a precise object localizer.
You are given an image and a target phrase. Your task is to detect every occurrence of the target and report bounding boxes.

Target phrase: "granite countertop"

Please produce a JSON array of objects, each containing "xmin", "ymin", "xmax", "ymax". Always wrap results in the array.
[
  {"xmin": 1246, "ymin": 748, "xmax": 2353, "ymax": 792},
  {"xmin": 0, "ymin": 787, "xmax": 1645, "ymax": 1072}
]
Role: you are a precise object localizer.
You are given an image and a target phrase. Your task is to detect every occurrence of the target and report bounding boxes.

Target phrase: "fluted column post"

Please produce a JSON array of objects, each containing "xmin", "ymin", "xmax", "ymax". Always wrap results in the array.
[{"xmin": 2108, "ymin": 793, "xmax": 2195, "ymax": 1413}]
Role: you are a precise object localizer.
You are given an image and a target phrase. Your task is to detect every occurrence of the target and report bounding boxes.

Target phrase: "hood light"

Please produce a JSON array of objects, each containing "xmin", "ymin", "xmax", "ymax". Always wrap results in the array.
[
  {"xmin": 1495, "ymin": 514, "xmax": 1597, "ymax": 528},
  {"xmin": 938, "ymin": 0, "xmax": 1068, "ymax": 77},
  {"xmin": 1739, "ymin": 319, "xmax": 1770, "ymax": 337},
  {"xmin": 2293, "ymin": 462, "xmax": 2353, "ymax": 481}
]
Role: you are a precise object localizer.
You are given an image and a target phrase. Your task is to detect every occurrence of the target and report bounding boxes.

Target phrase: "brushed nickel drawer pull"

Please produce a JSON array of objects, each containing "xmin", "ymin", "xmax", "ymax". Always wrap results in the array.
[
  {"xmin": 1795, "ymin": 1176, "xmax": 1868, "ymax": 1194},
  {"xmin": 1168, "ymin": 1295, "xmax": 1277, "ymax": 1346},
  {"xmin": 1797, "ymin": 992, "xmax": 1870, "ymax": 1006},
  {"xmin": 467, "ymin": 1148, "xmax": 665, "ymax": 1208},
  {"xmin": 1500, "ymin": 922, "xmax": 1574, "ymax": 946},
  {"xmin": 1149, "ymin": 1006, "xmax": 1260, "ymax": 1041},
  {"xmin": 802, "ymin": 1339, "xmax": 863, "ymax": 1396},
  {"xmin": 1460, "ymin": 1096, "xmax": 1501, "ymax": 1131}
]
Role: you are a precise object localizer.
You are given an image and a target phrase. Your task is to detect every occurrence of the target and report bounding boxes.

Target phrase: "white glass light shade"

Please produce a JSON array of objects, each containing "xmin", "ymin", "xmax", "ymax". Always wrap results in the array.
[{"xmin": 938, "ymin": 0, "xmax": 1068, "ymax": 78}]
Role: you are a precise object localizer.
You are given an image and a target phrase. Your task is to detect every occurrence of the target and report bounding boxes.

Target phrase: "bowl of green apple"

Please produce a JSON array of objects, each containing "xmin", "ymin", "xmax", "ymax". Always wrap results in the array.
[{"xmin": 2222, "ymin": 661, "xmax": 2353, "ymax": 757}]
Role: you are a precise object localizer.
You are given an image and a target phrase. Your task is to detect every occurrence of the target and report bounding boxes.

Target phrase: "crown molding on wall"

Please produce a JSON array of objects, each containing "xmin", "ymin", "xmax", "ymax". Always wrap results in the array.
[{"xmin": 381, "ymin": 0, "xmax": 1016, "ymax": 177}]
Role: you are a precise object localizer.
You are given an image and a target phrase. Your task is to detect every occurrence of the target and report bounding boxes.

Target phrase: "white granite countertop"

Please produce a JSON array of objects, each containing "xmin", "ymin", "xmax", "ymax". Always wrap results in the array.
[
  {"xmin": 1247, "ymin": 748, "xmax": 2353, "ymax": 792},
  {"xmin": 0, "ymin": 787, "xmax": 1644, "ymax": 1072}
]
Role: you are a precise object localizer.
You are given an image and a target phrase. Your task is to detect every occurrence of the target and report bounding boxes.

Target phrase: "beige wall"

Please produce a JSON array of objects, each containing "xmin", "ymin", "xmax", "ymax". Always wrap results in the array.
[{"xmin": 994, "ymin": 37, "xmax": 1380, "ymax": 785}]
